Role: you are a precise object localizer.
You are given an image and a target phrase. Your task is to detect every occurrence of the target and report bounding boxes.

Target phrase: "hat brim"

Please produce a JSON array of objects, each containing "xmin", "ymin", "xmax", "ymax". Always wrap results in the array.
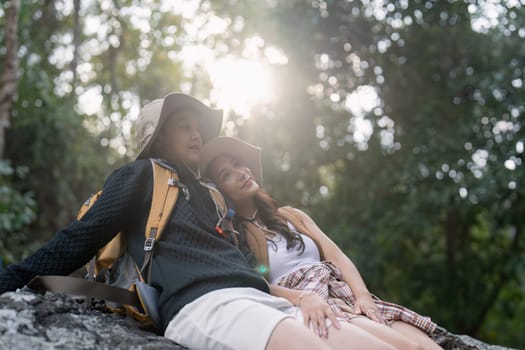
[
  {"xmin": 137, "ymin": 93, "xmax": 223, "ymax": 159},
  {"xmin": 200, "ymin": 137, "xmax": 263, "ymax": 186}
]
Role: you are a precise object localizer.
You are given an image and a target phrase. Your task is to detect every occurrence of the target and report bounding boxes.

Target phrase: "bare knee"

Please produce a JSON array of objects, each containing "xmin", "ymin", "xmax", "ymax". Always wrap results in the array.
[
  {"xmin": 391, "ymin": 321, "xmax": 441, "ymax": 350},
  {"xmin": 349, "ymin": 318, "xmax": 425, "ymax": 350}
]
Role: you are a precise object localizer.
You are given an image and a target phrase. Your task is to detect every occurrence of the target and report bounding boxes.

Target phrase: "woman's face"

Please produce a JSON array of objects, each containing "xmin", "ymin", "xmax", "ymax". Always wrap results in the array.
[
  {"xmin": 158, "ymin": 110, "xmax": 202, "ymax": 168},
  {"xmin": 208, "ymin": 155, "xmax": 260, "ymax": 204}
]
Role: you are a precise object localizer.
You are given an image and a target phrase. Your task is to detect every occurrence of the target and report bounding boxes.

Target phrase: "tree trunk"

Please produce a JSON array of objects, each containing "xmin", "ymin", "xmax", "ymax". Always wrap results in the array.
[
  {"xmin": 71, "ymin": 0, "xmax": 81, "ymax": 90},
  {"xmin": 445, "ymin": 209, "xmax": 459, "ymax": 285},
  {"xmin": 0, "ymin": 0, "xmax": 21, "ymax": 159}
]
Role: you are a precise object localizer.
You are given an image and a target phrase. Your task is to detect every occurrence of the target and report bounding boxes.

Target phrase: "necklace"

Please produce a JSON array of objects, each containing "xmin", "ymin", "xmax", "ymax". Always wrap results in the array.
[
  {"xmin": 240, "ymin": 209, "xmax": 259, "ymax": 224},
  {"xmin": 248, "ymin": 209, "xmax": 258, "ymax": 222},
  {"xmin": 240, "ymin": 209, "xmax": 281, "ymax": 239}
]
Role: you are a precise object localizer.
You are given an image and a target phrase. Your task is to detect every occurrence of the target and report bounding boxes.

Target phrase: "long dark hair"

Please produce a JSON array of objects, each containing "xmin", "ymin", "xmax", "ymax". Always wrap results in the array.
[{"xmin": 234, "ymin": 190, "xmax": 305, "ymax": 254}]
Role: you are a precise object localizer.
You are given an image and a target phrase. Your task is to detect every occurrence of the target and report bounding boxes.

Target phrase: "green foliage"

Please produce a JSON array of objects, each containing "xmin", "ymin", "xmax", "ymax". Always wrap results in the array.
[
  {"xmin": 209, "ymin": 0, "xmax": 525, "ymax": 347},
  {"xmin": 1, "ymin": 0, "xmax": 524, "ymax": 347},
  {"xmin": 1, "ymin": 0, "xmax": 189, "ymax": 258},
  {"xmin": 0, "ymin": 160, "xmax": 36, "ymax": 262},
  {"xmin": 2, "ymin": 1, "xmax": 112, "ymax": 240},
  {"xmin": 0, "ymin": 1, "xmax": 116, "ymax": 258},
  {"xmin": 480, "ymin": 278, "xmax": 525, "ymax": 346}
]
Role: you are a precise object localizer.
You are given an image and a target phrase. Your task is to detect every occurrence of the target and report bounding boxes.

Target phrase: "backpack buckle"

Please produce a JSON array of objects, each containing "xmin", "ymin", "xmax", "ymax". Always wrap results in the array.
[
  {"xmin": 181, "ymin": 186, "xmax": 190, "ymax": 201},
  {"xmin": 168, "ymin": 178, "xmax": 190, "ymax": 201},
  {"xmin": 83, "ymin": 196, "xmax": 93, "ymax": 206},
  {"xmin": 144, "ymin": 237, "xmax": 155, "ymax": 251}
]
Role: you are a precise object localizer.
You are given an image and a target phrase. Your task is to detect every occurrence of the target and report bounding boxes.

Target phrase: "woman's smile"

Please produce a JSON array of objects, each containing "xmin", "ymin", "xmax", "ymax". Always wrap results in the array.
[{"xmin": 241, "ymin": 176, "xmax": 254, "ymax": 189}]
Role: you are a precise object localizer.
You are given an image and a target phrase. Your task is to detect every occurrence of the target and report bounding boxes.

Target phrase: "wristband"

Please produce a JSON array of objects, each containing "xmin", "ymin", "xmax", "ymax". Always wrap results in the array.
[{"xmin": 297, "ymin": 292, "xmax": 311, "ymax": 307}]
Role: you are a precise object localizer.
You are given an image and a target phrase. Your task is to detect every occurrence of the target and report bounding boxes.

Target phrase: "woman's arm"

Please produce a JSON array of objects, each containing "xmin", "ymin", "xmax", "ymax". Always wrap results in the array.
[
  {"xmin": 293, "ymin": 208, "xmax": 386, "ymax": 324},
  {"xmin": 0, "ymin": 160, "xmax": 151, "ymax": 293}
]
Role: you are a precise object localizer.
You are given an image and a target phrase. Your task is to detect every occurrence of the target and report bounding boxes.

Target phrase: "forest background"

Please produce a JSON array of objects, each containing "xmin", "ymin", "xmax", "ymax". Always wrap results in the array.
[{"xmin": 1, "ymin": 0, "xmax": 524, "ymax": 347}]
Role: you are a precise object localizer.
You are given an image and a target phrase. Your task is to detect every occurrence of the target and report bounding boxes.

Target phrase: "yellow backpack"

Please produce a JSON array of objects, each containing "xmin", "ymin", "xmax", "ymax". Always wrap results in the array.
[{"xmin": 28, "ymin": 159, "xmax": 227, "ymax": 329}]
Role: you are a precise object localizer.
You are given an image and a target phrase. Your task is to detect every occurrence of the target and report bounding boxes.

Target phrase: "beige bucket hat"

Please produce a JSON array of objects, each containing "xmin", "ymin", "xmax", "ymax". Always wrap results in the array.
[
  {"xmin": 136, "ymin": 92, "xmax": 223, "ymax": 159},
  {"xmin": 200, "ymin": 136, "xmax": 263, "ymax": 186}
]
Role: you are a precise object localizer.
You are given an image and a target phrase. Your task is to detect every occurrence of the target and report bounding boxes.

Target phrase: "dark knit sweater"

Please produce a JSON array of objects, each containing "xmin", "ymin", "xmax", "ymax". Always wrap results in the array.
[{"xmin": 0, "ymin": 159, "xmax": 269, "ymax": 331}]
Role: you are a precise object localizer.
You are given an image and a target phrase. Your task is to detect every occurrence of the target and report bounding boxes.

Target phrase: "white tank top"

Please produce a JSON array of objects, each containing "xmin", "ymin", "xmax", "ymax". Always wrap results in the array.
[{"xmin": 267, "ymin": 223, "xmax": 321, "ymax": 284}]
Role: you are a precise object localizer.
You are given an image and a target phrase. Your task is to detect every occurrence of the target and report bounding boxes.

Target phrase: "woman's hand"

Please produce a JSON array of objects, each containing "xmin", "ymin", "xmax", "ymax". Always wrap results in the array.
[
  {"xmin": 354, "ymin": 294, "xmax": 387, "ymax": 325},
  {"xmin": 298, "ymin": 292, "xmax": 341, "ymax": 338}
]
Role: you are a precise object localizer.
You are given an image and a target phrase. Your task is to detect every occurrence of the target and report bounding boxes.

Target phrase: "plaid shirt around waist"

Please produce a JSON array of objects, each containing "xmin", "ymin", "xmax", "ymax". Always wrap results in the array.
[{"xmin": 276, "ymin": 261, "xmax": 437, "ymax": 335}]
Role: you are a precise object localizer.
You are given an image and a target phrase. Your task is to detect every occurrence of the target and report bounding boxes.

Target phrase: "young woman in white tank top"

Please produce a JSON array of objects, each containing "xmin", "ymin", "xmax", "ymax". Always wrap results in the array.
[{"xmin": 201, "ymin": 136, "xmax": 443, "ymax": 350}]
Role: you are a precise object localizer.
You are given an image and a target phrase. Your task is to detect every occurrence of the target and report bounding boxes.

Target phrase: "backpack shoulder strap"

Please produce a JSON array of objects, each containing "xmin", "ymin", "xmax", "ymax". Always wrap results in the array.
[
  {"xmin": 140, "ymin": 159, "xmax": 180, "ymax": 282},
  {"xmin": 278, "ymin": 206, "xmax": 308, "ymax": 234},
  {"xmin": 145, "ymin": 159, "xmax": 180, "ymax": 241},
  {"xmin": 278, "ymin": 206, "xmax": 326, "ymax": 260},
  {"xmin": 199, "ymin": 181, "xmax": 227, "ymax": 218},
  {"xmin": 208, "ymin": 186, "xmax": 227, "ymax": 217},
  {"xmin": 78, "ymin": 190, "xmax": 119, "ymax": 279},
  {"xmin": 242, "ymin": 221, "xmax": 270, "ymax": 279},
  {"xmin": 77, "ymin": 191, "xmax": 103, "ymax": 220}
]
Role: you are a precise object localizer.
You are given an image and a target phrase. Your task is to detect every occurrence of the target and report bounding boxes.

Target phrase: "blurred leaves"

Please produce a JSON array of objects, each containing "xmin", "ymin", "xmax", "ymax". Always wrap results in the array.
[
  {"xmin": 208, "ymin": 0, "xmax": 525, "ymax": 346},
  {"xmin": 0, "ymin": 0, "xmax": 524, "ymax": 347},
  {"xmin": 0, "ymin": 160, "xmax": 36, "ymax": 261}
]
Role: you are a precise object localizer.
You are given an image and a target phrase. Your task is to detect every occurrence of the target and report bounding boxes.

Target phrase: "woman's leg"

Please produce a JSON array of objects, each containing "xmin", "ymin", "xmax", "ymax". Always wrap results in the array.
[
  {"xmin": 268, "ymin": 318, "xmax": 397, "ymax": 350},
  {"xmin": 391, "ymin": 321, "xmax": 443, "ymax": 350},
  {"xmin": 323, "ymin": 322, "xmax": 397, "ymax": 350},
  {"xmin": 266, "ymin": 318, "xmax": 332, "ymax": 350},
  {"xmin": 349, "ymin": 317, "xmax": 425, "ymax": 350}
]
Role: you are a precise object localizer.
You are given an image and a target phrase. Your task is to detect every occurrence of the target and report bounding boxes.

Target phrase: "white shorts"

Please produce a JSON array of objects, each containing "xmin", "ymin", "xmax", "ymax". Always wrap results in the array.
[{"xmin": 164, "ymin": 287, "xmax": 300, "ymax": 350}]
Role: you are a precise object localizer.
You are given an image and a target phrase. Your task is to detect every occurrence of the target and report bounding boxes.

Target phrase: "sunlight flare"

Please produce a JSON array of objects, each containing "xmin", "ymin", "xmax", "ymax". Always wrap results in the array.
[{"xmin": 208, "ymin": 56, "xmax": 275, "ymax": 117}]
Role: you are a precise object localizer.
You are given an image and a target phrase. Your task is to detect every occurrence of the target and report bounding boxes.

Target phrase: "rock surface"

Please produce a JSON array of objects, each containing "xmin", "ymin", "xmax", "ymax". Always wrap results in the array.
[
  {"xmin": 0, "ymin": 290, "xmax": 184, "ymax": 349},
  {"xmin": 0, "ymin": 290, "xmax": 515, "ymax": 350},
  {"xmin": 430, "ymin": 327, "xmax": 515, "ymax": 350}
]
